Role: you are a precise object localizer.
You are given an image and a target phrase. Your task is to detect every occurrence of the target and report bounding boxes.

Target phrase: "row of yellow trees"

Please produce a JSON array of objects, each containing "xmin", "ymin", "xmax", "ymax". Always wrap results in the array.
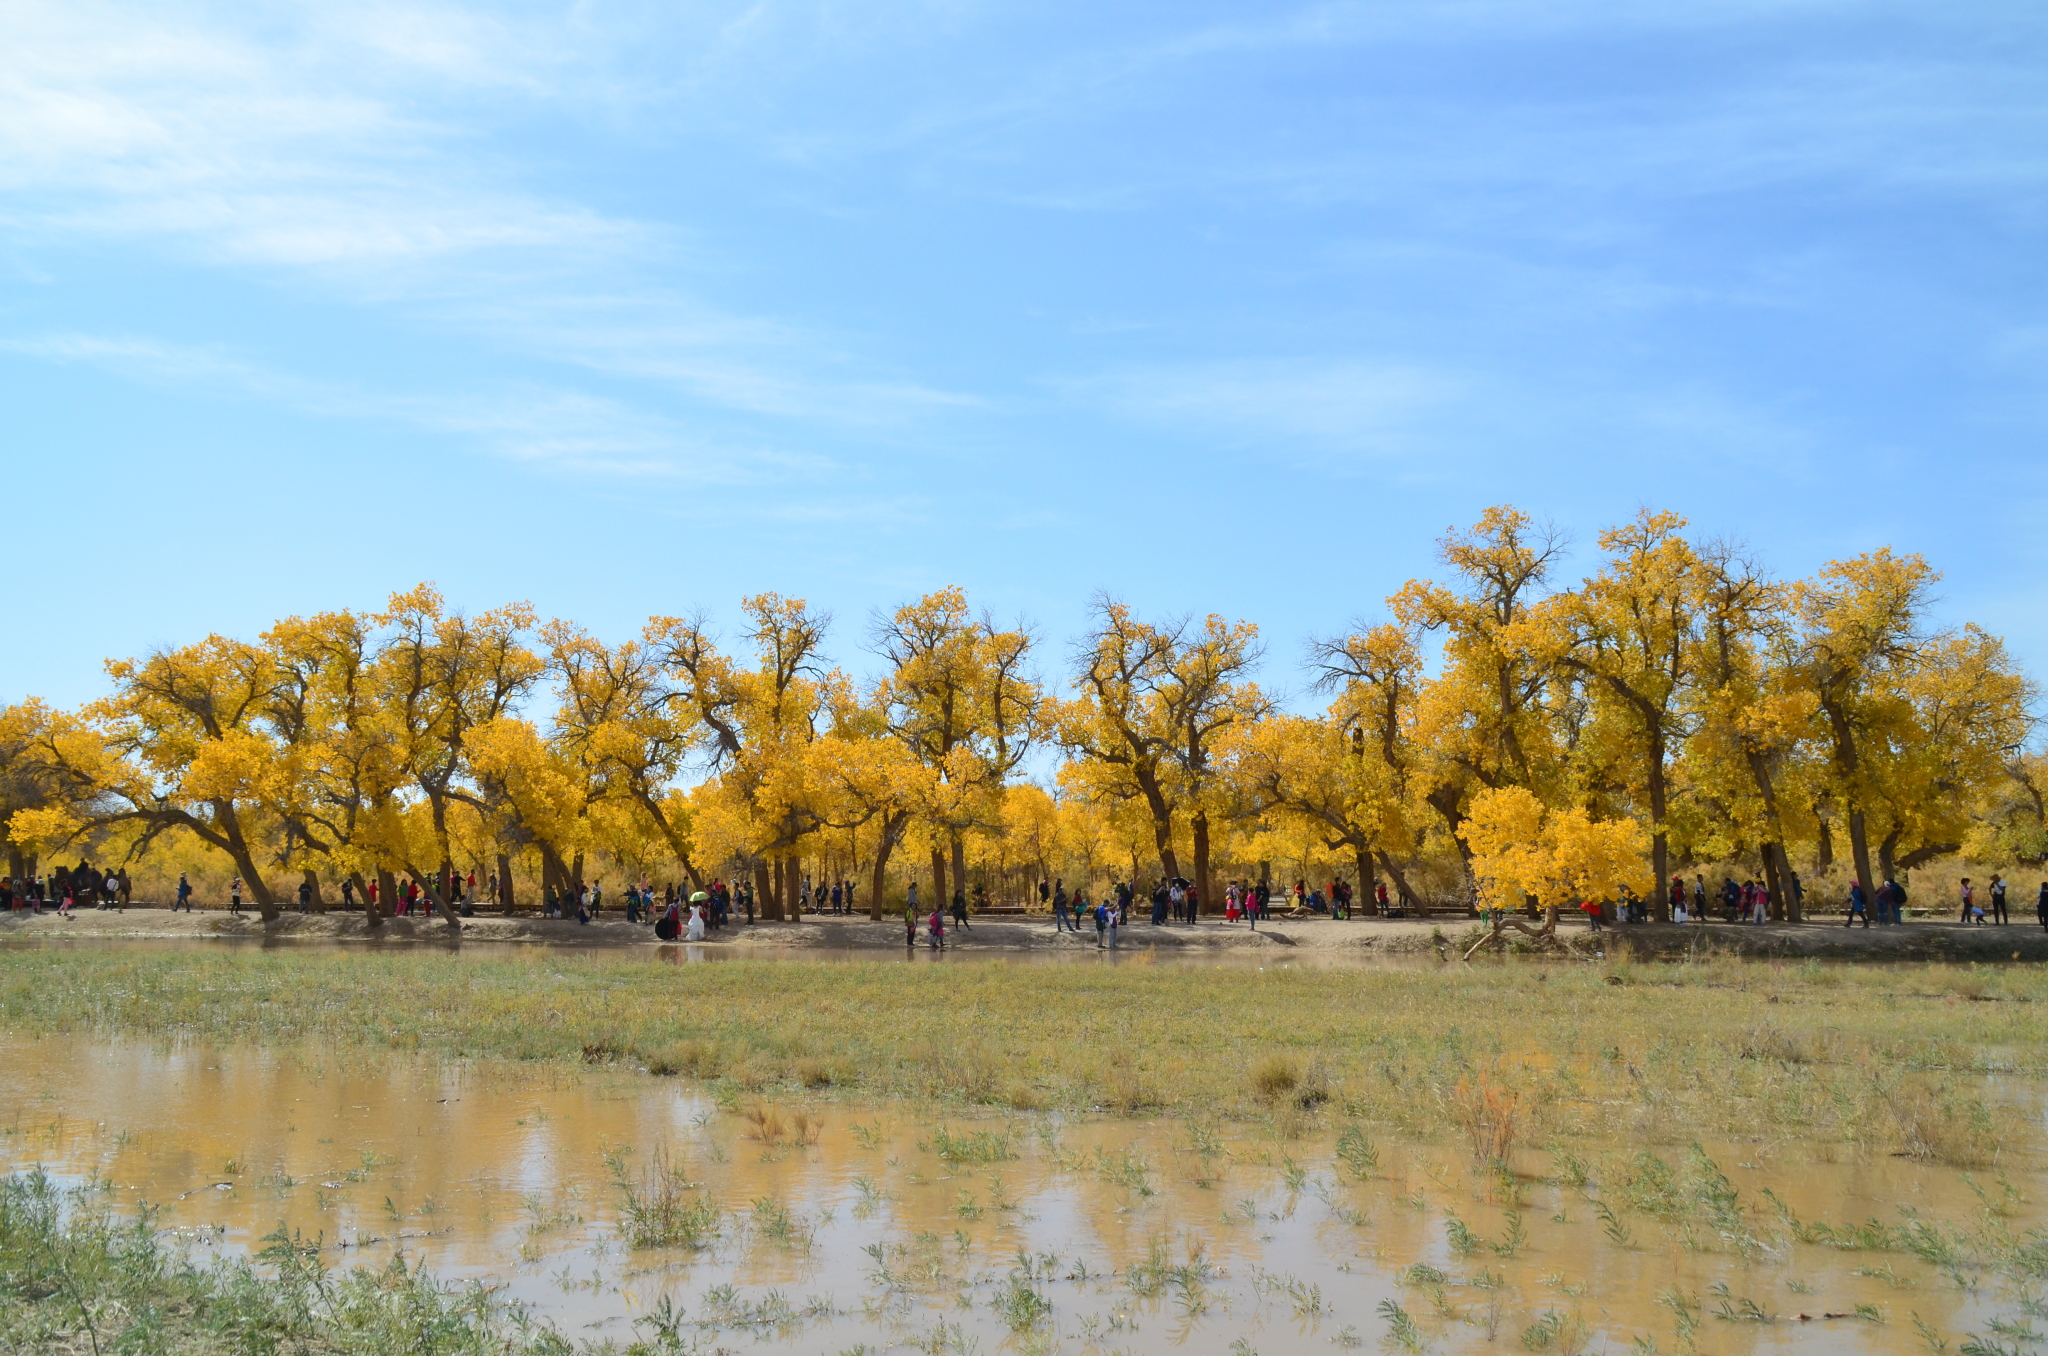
[{"xmin": 2, "ymin": 507, "xmax": 2039, "ymax": 923}]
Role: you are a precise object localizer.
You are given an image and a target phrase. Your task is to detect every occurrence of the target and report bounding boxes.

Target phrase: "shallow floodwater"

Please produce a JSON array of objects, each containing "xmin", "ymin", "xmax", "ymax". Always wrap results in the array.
[{"xmin": 1, "ymin": 1040, "xmax": 2032, "ymax": 1353}]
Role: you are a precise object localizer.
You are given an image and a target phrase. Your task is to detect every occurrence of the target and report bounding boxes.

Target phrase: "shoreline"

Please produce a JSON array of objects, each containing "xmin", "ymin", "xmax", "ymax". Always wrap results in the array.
[{"xmin": 4, "ymin": 906, "xmax": 2046, "ymax": 960}]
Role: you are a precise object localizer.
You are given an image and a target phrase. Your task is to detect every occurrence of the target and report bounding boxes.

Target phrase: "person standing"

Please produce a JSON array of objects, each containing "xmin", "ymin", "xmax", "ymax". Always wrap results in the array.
[
  {"xmin": 230, "ymin": 876, "xmax": 244, "ymax": 916},
  {"xmin": 176, "ymin": 873, "xmax": 193, "ymax": 912},
  {"xmin": 1960, "ymin": 878, "xmax": 1976, "ymax": 924},
  {"xmin": 1092, "ymin": 895, "xmax": 1108, "ymax": 949},
  {"xmin": 927, "ymin": 905, "xmax": 945, "ymax": 951},
  {"xmin": 1845, "ymin": 880, "xmax": 1868, "ymax": 928},
  {"xmin": 2037, "ymin": 880, "xmax": 2048, "ymax": 931},
  {"xmin": 1990, "ymin": 875, "xmax": 2008, "ymax": 925},
  {"xmin": 297, "ymin": 878, "xmax": 313, "ymax": 914},
  {"xmin": 951, "ymin": 885, "xmax": 970, "ymax": 932},
  {"xmin": 904, "ymin": 881, "xmax": 920, "ymax": 946},
  {"xmin": 1052, "ymin": 880, "xmax": 1070, "ymax": 932}
]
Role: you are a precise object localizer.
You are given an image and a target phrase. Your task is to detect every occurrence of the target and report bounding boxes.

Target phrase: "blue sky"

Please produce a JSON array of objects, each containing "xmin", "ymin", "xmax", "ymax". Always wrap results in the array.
[{"xmin": 5, "ymin": 0, "xmax": 2045, "ymax": 709}]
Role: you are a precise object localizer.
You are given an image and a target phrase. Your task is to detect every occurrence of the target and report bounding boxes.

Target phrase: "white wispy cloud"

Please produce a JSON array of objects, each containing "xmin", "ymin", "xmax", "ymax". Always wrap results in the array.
[
  {"xmin": 1071, "ymin": 358, "xmax": 1465, "ymax": 460},
  {"xmin": 0, "ymin": 0, "xmax": 979, "ymax": 438},
  {"xmin": 0, "ymin": 331, "xmax": 833, "ymax": 483}
]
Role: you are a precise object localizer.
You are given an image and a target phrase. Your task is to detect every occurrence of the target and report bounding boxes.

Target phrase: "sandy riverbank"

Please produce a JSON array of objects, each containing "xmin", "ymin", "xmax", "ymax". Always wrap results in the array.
[{"xmin": 3, "ymin": 904, "xmax": 2045, "ymax": 960}]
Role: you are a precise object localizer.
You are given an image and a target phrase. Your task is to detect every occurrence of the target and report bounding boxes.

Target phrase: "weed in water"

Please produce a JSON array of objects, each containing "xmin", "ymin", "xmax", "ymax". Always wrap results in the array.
[
  {"xmin": 1378, "ymin": 1298, "xmax": 1425, "ymax": 1353},
  {"xmin": 1095, "ymin": 1145, "xmax": 1155, "ymax": 1197},
  {"xmin": 1448, "ymin": 1068, "xmax": 1521, "ymax": 1165},
  {"xmin": 922, "ymin": 1125, "xmax": 1018, "ymax": 1163},
  {"xmin": 613, "ymin": 1147, "xmax": 719, "ymax": 1250},
  {"xmin": 1444, "ymin": 1213, "xmax": 1482, "ymax": 1256},
  {"xmin": 1336, "ymin": 1124, "xmax": 1380, "ymax": 1178},
  {"xmin": 743, "ymin": 1104, "xmax": 820, "ymax": 1147},
  {"xmin": 1521, "ymin": 1309, "xmax": 1590, "ymax": 1354},
  {"xmin": 993, "ymin": 1274, "xmax": 1051, "ymax": 1332}
]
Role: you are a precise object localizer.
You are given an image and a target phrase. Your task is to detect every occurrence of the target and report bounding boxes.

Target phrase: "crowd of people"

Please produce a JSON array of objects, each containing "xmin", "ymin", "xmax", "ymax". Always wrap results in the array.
[
  {"xmin": 0, "ymin": 860, "xmax": 131, "ymax": 914},
  {"xmin": 8, "ymin": 859, "xmax": 2048, "ymax": 934}
]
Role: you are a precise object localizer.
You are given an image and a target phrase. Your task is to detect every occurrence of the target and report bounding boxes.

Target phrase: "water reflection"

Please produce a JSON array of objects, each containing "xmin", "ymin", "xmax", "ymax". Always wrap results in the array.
[{"xmin": 0, "ymin": 1039, "xmax": 2027, "ymax": 1352}]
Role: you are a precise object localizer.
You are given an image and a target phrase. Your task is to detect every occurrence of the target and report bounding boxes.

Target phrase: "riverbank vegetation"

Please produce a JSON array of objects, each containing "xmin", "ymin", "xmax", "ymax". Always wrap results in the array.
[
  {"xmin": 3, "ymin": 947, "xmax": 2042, "ymax": 1163},
  {"xmin": 2, "ymin": 507, "xmax": 2040, "ymax": 928}
]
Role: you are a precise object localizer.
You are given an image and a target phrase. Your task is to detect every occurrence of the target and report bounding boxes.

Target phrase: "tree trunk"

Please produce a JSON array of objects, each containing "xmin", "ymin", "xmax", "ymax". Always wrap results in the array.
[
  {"xmin": 210, "ymin": 800, "xmax": 277, "ymax": 916},
  {"xmin": 1878, "ymin": 829, "xmax": 1899, "ymax": 886},
  {"xmin": 1815, "ymin": 811, "xmax": 1834, "ymax": 875},
  {"xmin": 1647, "ymin": 724, "xmax": 1670, "ymax": 922},
  {"xmin": 7, "ymin": 851, "xmax": 24, "ymax": 890},
  {"xmin": 1374, "ymin": 850, "xmax": 1420, "ymax": 913},
  {"xmin": 1192, "ymin": 811, "xmax": 1212, "ymax": 917},
  {"xmin": 950, "ymin": 835, "xmax": 966, "ymax": 913},
  {"xmin": 571, "ymin": 852, "xmax": 586, "ymax": 895},
  {"xmin": 929, "ymin": 845, "xmax": 947, "ymax": 922},
  {"xmin": 346, "ymin": 871, "xmax": 370, "ymax": 914},
  {"xmin": 303, "ymin": 867, "xmax": 326, "ymax": 912},
  {"xmin": 754, "ymin": 861, "xmax": 776, "ymax": 922},
  {"xmin": 1356, "ymin": 847, "xmax": 1378, "ymax": 916},
  {"xmin": 1847, "ymin": 807, "xmax": 1875, "ymax": 902},
  {"xmin": 870, "ymin": 845, "xmax": 892, "ymax": 922},
  {"xmin": 1760, "ymin": 842, "xmax": 1787, "ymax": 923},
  {"xmin": 634, "ymin": 790, "xmax": 705, "ymax": 890},
  {"xmin": 373, "ymin": 868, "xmax": 396, "ymax": 924},
  {"xmin": 496, "ymin": 852, "xmax": 516, "ymax": 912}
]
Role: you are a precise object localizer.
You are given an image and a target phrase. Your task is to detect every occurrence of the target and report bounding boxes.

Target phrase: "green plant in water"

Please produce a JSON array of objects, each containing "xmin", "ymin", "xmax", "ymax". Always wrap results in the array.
[
  {"xmin": 1521, "ymin": 1309, "xmax": 1589, "ymax": 1354},
  {"xmin": 993, "ymin": 1275, "xmax": 1051, "ymax": 1332},
  {"xmin": 1444, "ymin": 1213, "xmax": 1482, "ymax": 1256},
  {"xmin": 922, "ymin": 1125, "xmax": 1017, "ymax": 1163},
  {"xmin": 1094, "ymin": 1145, "xmax": 1155, "ymax": 1197},
  {"xmin": 1378, "ymin": 1298, "xmax": 1425, "ymax": 1353},
  {"xmin": 1336, "ymin": 1124, "xmax": 1379, "ymax": 1178},
  {"xmin": 613, "ymin": 1147, "xmax": 719, "ymax": 1250}
]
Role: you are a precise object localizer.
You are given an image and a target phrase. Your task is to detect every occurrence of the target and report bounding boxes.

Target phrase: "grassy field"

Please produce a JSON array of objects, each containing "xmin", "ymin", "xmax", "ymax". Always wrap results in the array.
[{"xmin": 2, "ymin": 944, "xmax": 2042, "ymax": 1164}]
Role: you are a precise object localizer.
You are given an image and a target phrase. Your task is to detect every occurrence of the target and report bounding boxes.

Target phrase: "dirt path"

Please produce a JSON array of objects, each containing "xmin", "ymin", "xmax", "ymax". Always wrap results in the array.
[{"xmin": 3, "ymin": 905, "xmax": 2046, "ymax": 960}]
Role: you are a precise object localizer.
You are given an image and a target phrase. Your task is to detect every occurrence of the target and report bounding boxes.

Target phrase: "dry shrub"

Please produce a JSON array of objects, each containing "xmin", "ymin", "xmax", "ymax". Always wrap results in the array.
[
  {"xmin": 1450, "ymin": 1070, "xmax": 1522, "ymax": 1164},
  {"xmin": 1883, "ymin": 1081, "xmax": 2000, "ymax": 1167},
  {"xmin": 795, "ymin": 1057, "xmax": 833, "ymax": 1088},
  {"xmin": 1738, "ymin": 1023, "xmax": 1813, "ymax": 1065},
  {"xmin": 1103, "ymin": 1050, "xmax": 1159, "ymax": 1113},
  {"xmin": 582, "ymin": 1038, "xmax": 626, "ymax": 1064},
  {"xmin": 1250, "ymin": 1053, "xmax": 1302, "ymax": 1101},
  {"xmin": 1002, "ymin": 1081, "xmax": 1049, "ymax": 1112},
  {"xmin": 919, "ymin": 1045, "xmax": 1000, "ymax": 1104},
  {"xmin": 731, "ymin": 1058, "xmax": 777, "ymax": 1092},
  {"xmin": 743, "ymin": 1103, "xmax": 819, "ymax": 1146},
  {"xmin": 642, "ymin": 1040, "xmax": 723, "ymax": 1079}
]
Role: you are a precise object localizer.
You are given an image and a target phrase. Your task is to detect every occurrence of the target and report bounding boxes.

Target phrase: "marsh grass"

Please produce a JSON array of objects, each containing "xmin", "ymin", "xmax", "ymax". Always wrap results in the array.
[{"xmin": 7, "ymin": 948, "xmax": 2048, "ymax": 1159}]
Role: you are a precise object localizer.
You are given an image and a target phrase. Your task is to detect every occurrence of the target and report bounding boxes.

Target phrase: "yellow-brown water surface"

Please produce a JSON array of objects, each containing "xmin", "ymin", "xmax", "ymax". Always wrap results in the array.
[{"xmin": 1, "ymin": 1038, "xmax": 2035, "ymax": 1353}]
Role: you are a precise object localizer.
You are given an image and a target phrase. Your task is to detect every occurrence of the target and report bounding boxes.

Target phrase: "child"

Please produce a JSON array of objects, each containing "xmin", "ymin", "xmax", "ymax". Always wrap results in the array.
[{"xmin": 927, "ymin": 908, "xmax": 946, "ymax": 951}]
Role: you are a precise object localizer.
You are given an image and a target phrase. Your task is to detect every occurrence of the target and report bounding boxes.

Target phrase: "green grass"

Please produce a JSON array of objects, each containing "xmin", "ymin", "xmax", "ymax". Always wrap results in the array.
[
  {"xmin": 0, "ymin": 1171, "xmax": 594, "ymax": 1355},
  {"xmin": 0, "ymin": 946, "xmax": 2044, "ymax": 1156}
]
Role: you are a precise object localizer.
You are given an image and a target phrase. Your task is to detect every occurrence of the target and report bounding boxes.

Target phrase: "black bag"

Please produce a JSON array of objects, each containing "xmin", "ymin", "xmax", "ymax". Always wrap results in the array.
[{"xmin": 655, "ymin": 916, "xmax": 679, "ymax": 941}]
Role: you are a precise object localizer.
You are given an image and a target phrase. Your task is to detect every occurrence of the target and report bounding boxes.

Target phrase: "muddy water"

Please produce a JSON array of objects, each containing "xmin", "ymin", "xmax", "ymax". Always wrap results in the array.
[{"xmin": 0, "ymin": 1039, "xmax": 2030, "ymax": 1353}]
